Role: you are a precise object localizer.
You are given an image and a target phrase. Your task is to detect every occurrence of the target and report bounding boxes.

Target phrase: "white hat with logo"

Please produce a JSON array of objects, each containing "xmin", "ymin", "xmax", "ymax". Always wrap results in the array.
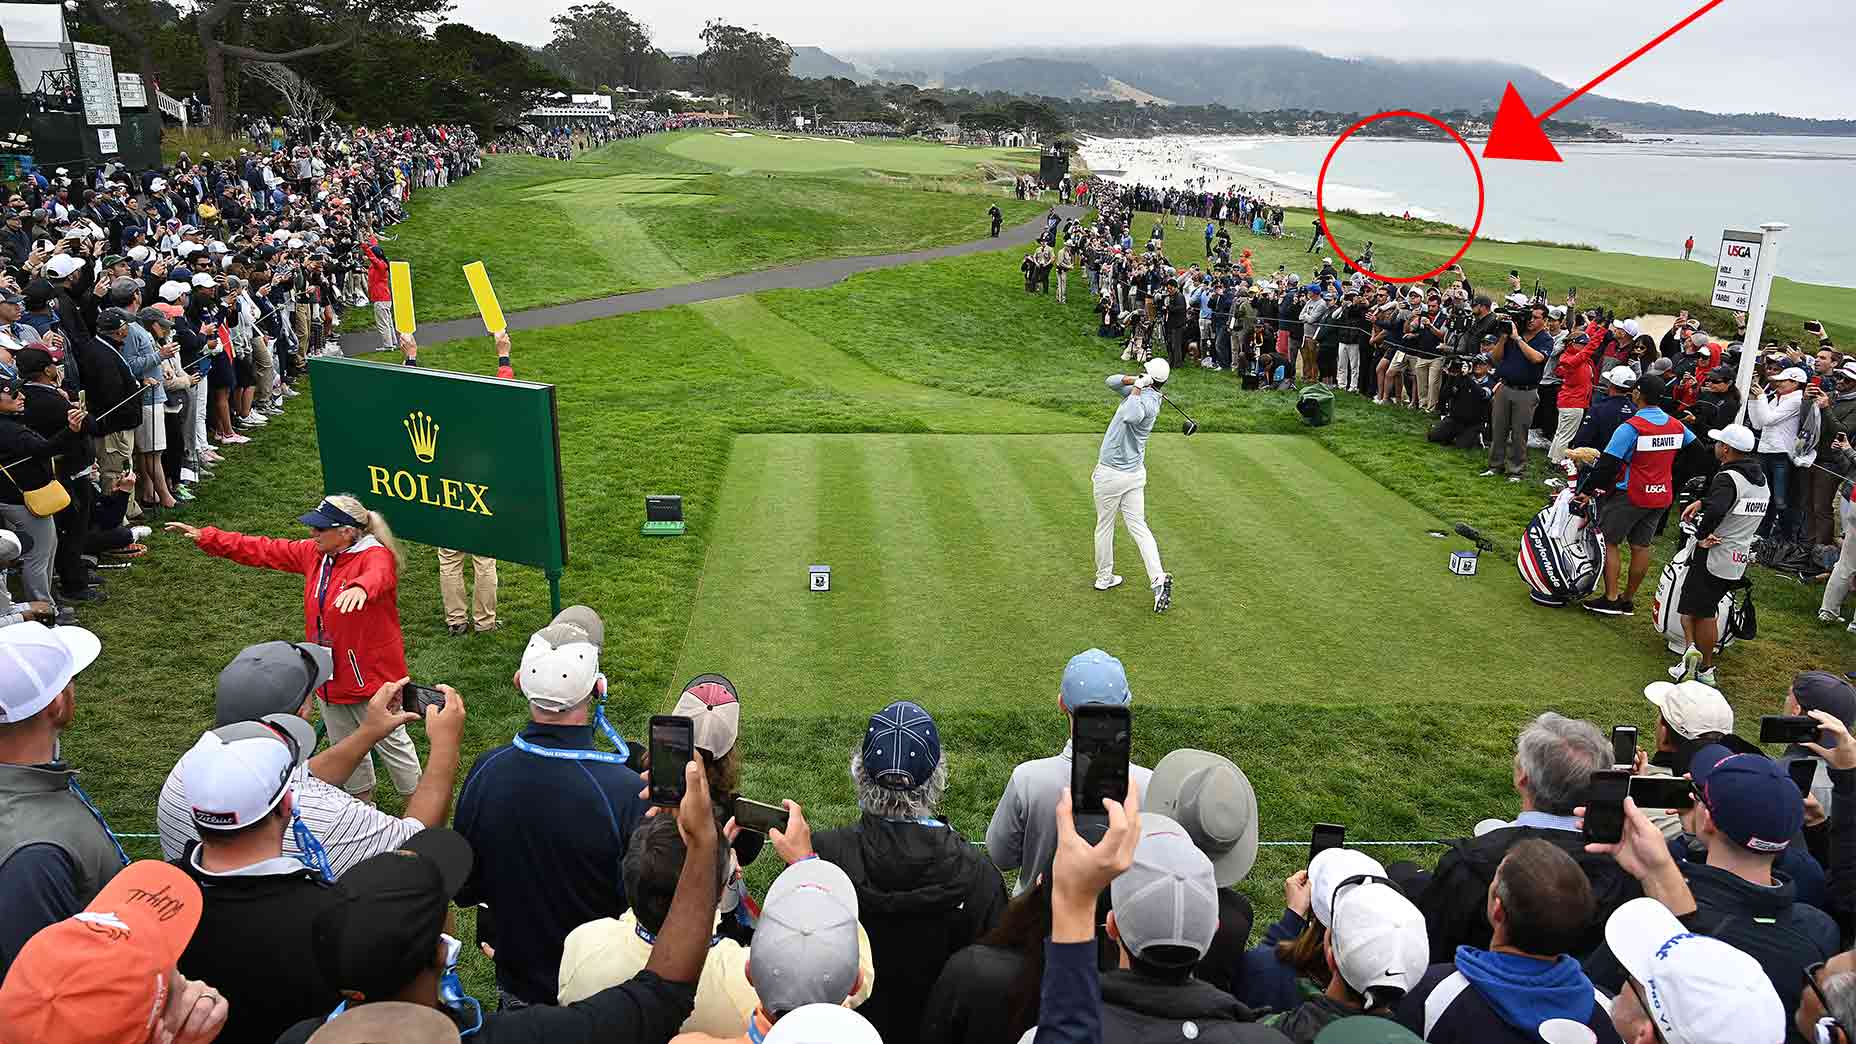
[
  {"xmin": 1329, "ymin": 881, "xmax": 1430, "ymax": 1004},
  {"xmin": 0, "ymin": 624, "xmax": 100, "ymax": 723},
  {"xmin": 177, "ymin": 716, "xmax": 316, "ymax": 830},
  {"xmin": 1643, "ymin": 680, "xmax": 1734, "ymax": 739},
  {"xmin": 1605, "ymin": 896, "xmax": 1783, "ymax": 1044},
  {"xmin": 517, "ymin": 606, "xmax": 604, "ymax": 712}
]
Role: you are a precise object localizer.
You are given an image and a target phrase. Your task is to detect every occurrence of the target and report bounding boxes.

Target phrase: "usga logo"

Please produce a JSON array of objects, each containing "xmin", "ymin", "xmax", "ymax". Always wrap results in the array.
[{"xmin": 366, "ymin": 411, "xmax": 494, "ymax": 516}]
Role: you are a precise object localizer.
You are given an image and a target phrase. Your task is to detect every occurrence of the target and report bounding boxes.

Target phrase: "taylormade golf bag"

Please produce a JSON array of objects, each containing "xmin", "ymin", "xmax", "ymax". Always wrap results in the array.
[
  {"xmin": 1651, "ymin": 537, "xmax": 1757, "ymax": 654},
  {"xmin": 1517, "ymin": 488, "xmax": 1602, "ymax": 607}
]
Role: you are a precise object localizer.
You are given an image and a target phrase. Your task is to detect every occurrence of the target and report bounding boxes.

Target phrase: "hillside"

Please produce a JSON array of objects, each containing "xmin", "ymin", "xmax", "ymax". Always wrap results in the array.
[
  {"xmin": 789, "ymin": 45, "xmax": 866, "ymax": 82},
  {"xmin": 839, "ymin": 45, "xmax": 1856, "ymax": 133}
]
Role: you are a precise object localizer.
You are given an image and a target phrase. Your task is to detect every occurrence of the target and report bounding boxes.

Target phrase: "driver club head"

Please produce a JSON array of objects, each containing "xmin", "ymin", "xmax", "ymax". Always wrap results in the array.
[{"xmin": 1182, "ymin": 419, "xmax": 1199, "ymax": 436}]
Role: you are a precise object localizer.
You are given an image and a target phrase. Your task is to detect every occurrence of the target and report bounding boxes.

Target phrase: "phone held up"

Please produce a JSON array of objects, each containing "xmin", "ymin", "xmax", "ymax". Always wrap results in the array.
[
  {"xmin": 648, "ymin": 715, "xmax": 695, "ymax": 807},
  {"xmin": 733, "ymin": 797, "xmax": 788, "ymax": 835},
  {"xmin": 1071, "ymin": 704, "xmax": 1131, "ymax": 823},
  {"xmin": 1760, "ymin": 715, "xmax": 1827, "ymax": 747},
  {"xmin": 1310, "ymin": 823, "xmax": 1345, "ymax": 863},
  {"xmin": 1609, "ymin": 725, "xmax": 1638, "ymax": 769},
  {"xmin": 403, "ymin": 683, "xmax": 446, "ymax": 716},
  {"xmin": 1582, "ymin": 770, "xmax": 1630, "ymax": 845}
]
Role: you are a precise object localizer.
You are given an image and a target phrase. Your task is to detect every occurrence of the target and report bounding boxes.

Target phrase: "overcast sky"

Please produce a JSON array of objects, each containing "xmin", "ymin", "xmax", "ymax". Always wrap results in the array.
[{"xmin": 445, "ymin": 0, "xmax": 1854, "ymax": 119}]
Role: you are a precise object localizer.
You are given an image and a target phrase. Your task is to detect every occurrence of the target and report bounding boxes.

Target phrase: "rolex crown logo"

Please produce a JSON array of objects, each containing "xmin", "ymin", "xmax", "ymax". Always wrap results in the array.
[{"xmin": 404, "ymin": 411, "xmax": 439, "ymax": 464}]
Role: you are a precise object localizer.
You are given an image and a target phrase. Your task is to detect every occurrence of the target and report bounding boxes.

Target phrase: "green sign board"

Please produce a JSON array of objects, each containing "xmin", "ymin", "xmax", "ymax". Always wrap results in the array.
[{"xmin": 307, "ymin": 357, "xmax": 567, "ymax": 576}]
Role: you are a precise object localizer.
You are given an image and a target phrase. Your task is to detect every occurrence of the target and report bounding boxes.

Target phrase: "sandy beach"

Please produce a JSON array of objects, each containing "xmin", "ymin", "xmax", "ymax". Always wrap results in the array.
[{"xmin": 1077, "ymin": 134, "xmax": 1317, "ymax": 206}]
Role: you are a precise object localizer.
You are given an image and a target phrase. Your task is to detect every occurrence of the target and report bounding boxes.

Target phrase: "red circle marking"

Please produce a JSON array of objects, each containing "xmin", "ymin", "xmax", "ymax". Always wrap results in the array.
[{"xmin": 1316, "ymin": 111, "xmax": 1485, "ymax": 285}]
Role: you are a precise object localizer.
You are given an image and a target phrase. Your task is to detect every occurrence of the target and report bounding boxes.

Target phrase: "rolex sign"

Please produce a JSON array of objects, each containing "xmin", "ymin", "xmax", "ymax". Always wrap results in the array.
[{"xmin": 307, "ymin": 356, "xmax": 567, "ymax": 572}]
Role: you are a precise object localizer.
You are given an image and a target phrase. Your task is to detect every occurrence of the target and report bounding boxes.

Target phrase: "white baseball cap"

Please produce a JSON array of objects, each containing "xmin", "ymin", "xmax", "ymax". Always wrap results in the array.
[
  {"xmin": 1708, "ymin": 424, "xmax": 1757, "ymax": 453},
  {"xmin": 44, "ymin": 254, "xmax": 85, "ymax": 279},
  {"xmin": 158, "ymin": 281, "xmax": 189, "ymax": 302},
  {"xmin": 177, "ymin": 716, "xmax": 316, "ymax": 830},
  {"xmin": 762, "ymin": 1004, "xmax": 883, "ymax": 1044},
  {"xmin": 1776, "ymin": 367, "xmax": 1810, "ymax": 384},
  {"xmin": 149, "ymin": 178, "xmax": 167, "ymax": 191},
  {"xmin": 1605, "ymin": 897, "xmax": 1784, "ymax": 1044},
  {"xmin": 1309, "ymin": 846, "xmax": 1389, "ymax": 928},
  {"xmin": 190, "ymin": 273, "xmax": 218, "ymax": 289},
  {"xmin": 1623, "ymin": 319, "xmax": 1642, "ymax": 338},
  {"xmin": 1603, "ymin": 366, "xmax": 1638, "ymax": 389},
  {"xmin": 1109, "ymin": 814, "xmax": 1219, "ymax": 960},
  {"xmin": 1329, "ymin": 881, "xmax": 1430, "ymax": 1003},
  {"xmin": 174, "ymin": 242, "xmax": 200, "ymax": 258},
  {"xmin": 517, "ymin": 606, "xmax": 604, "ymax": 712},
  {"xmin": 0, "ymin": 529, "xmax": 20, "ymax": 566},
  {"xmin": 1643, "ymin": 680, "xmax": 1734, "ymax": 739},
  {"xmin": 0, "ymin": 624, "xmax": 101, "ymax": 724},
  {"xmin": 1144, "ymin": 358, "xmax": 1170, "ymax": 385}
]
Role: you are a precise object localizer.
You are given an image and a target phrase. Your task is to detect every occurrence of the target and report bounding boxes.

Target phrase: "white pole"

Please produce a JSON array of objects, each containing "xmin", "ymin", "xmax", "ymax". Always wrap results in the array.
[{"xmin": 1733, "ymin": 221, "xmax": 1788, "ymax": 425}]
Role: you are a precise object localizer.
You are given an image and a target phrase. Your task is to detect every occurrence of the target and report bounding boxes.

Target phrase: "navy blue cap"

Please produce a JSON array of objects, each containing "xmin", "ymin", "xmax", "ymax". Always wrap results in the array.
[
  {"xmin": 860, "ymin": 700, "xmax": 940, "ymax": 791},
  {"xmin": 1689, "ymin": 744, "xmax": 1802, "ymax": 853},
  {"xmin": 299, "ymin": 498, "xmax": 364, "ymax": 530}
]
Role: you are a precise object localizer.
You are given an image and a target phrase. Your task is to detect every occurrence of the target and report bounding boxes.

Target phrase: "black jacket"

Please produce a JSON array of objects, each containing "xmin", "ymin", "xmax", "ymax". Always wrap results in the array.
[
  {"xmin": 922, "ymin": 942, "xmax": 1032, "ymax": 1044},
  {"xmin": 0, "ymin": 412, "xmax": 85, "ymax": 505},
  {"xmin": 1415, "ymin": 825, "xmax": 1641, "ymax": 964},
  {"xmin": 813, "ymin": 815, "xmax": 1008, "ymax": 1044},
  {"xmin": 71, "ymin": 334, "xmax": 140, "ymax": 435},
  {"xmin": 1574, "ymin": 393, "xmax": 1636, "ymax": 451},
  {"xmin": 275, "ymin": 972, "xmax": 697, "ymax": 1044},
  {"xmin": 1098, "ymin": 969, "xmax": 1290, "ymax": 1043},
  {"xmin": 1583, "ymin": 861, "xmax": 1838, "ymax": 1031},
  {"xmin": 173, "ymin": 851, "xmax": 343, "ymax": 1044},
  {"xmin": 19, "ymin": 381, "xmax": 97, "ymax": 477}
]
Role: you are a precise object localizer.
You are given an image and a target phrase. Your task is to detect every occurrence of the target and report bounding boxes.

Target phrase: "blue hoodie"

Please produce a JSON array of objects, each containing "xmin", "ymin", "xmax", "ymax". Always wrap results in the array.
[{"xmin": 1453, "ymin": 946, "xmax": 1599, "ymax": 1032}]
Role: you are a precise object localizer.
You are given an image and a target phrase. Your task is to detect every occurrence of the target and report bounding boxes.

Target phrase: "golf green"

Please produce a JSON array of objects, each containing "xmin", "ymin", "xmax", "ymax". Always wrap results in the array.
[
  {"xmin": 673, "ymin": 432, "xmax": 1676, "ymax": 718},
  {"xmin": 667, "ymin": 131, "xmax": 1036, "ymax": 174}
]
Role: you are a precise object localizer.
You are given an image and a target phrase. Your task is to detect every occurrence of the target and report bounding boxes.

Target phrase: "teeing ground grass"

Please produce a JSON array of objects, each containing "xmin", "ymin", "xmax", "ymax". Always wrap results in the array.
[{"xmin": 675, "ymin": 432, "xmax": 1675, "ymax": 718}]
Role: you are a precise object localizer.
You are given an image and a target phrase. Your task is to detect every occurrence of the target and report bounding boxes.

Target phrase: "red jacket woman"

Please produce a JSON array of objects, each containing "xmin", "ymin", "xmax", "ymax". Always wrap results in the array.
[{"xmin": 165, "ymin": 494, "xmax": 421, "ymax": 799}]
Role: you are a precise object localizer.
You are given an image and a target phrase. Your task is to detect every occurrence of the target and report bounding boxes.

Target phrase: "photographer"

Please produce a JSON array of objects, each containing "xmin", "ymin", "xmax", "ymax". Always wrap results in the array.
[
  {"xmin": 1428, "ymin": 353, "xmax": 1496, "ymax": 450},
  {"xmin": 1402, "ymin": 296, "xmax": 1448, "ymax": 411},
  {"xmin": 1480, "ymin": 302, "xmax": 1552, "ymax": 481}
]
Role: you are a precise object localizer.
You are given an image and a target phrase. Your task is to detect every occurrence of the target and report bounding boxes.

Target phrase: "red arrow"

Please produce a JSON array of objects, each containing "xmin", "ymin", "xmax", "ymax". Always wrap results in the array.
[{"xmin": 1483, "ymin": 0, "xmax": 1725, "ymax": 162}]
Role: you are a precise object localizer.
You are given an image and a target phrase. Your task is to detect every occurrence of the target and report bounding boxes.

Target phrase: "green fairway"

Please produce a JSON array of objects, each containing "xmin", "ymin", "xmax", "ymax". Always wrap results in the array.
[
  {"xmin": 376, "ymin": 132, "xmax": 1045, "ymax": 324},
  {"xmin": 666, "ymin": 130, "xmax": 1036, "ymax": 174},
  {"xmin": 677, "ymin": 432, "xmax": 1673, "ymax": 718}
]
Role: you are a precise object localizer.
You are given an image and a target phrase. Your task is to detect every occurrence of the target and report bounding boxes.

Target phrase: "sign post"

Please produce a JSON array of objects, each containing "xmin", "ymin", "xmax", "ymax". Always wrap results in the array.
[
  {"xmin": 1724, "ymin": 222, "xmax": 1788, "ymax": 424},
  {"xmin": 307, "ymin": 357, "xmax": 569, "ymax": 613}
]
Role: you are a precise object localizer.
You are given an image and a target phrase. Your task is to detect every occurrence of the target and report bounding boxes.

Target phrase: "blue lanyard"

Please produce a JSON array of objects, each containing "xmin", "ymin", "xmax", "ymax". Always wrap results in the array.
[
  {"xmin": 511, "ymin": 697, "xmax": 631, "ymax": 764},
  {"xmin": 67, "ymin": 776, "xmax": 131, "ymax": 868},
  {"xmin": 291, "ymin": 809, "xmax": 334, "ymax": 882}
]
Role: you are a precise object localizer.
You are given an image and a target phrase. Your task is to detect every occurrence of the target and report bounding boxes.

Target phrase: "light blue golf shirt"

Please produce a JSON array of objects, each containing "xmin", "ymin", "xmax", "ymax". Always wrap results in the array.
[{"xmin": 1098, "ymin": 375, "xmax": 1161, "ymax": 472}]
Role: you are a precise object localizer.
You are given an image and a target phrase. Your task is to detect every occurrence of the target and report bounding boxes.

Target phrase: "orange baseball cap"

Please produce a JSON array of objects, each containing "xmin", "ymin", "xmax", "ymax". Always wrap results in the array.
[{"xmin": 0, "ymin": 860, "xmax": 204, "ymax": 1044}]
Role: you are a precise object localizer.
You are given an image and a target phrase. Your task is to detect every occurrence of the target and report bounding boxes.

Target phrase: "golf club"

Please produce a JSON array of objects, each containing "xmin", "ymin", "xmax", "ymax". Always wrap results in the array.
[{"xmin": 1159, "ymin": 392, "xmax": 1199, "ymax": 436}]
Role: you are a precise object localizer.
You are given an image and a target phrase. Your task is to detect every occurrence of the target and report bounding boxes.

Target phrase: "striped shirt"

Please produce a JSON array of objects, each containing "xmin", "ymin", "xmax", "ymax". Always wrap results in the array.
[{"xmin": 157, "ymin": 758, "xmax": 422, "ymax": 878}]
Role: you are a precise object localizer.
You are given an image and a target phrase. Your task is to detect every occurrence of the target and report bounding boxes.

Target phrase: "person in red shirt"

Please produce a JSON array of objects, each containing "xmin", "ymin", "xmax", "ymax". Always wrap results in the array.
[
  {"xmin": 164, "ymin": 494, "xmax": 420, "ymax": 803},
  {"xmin": 1550, "ymin": 332, "xmax": 1597, "ymax": 467}
]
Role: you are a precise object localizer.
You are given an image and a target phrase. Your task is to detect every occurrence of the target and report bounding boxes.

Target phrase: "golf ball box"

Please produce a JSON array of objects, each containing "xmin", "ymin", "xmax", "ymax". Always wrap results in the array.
[
  {"xmin": 809, "ymin": 565, "xmax": 831, "ymax": 591},
  {"xmin": 1449, "ymin": 550, "xmax": 1479, "ymax": 576}
]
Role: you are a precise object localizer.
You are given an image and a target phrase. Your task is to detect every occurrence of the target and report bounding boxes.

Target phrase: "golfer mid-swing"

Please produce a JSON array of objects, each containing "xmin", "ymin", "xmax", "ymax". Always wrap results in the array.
[{"xmin": 1094, "ymin": 358, "xmax": 1174, "ymax": 613}]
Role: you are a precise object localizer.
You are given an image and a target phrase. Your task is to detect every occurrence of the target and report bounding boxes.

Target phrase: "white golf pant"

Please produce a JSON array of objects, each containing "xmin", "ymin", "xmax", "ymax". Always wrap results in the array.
[{"xmin": 1093, "ymin": 464, "xmax": 1165, "ymax": 587}]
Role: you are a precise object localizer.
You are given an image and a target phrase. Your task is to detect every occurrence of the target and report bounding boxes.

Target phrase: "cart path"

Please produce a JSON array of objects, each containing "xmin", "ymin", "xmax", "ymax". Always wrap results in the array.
[{"xmin": 339, "ymin": 204, "xmax": 1085, "ymax": 355}]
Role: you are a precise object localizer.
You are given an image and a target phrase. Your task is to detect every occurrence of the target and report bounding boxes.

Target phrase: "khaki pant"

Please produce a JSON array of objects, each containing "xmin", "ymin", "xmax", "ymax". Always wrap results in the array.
[
  {"xmin": 293, "ymin": 303, "xmax": 312, "ymax": 350},
  {"xmin": 1412, "ymin": 356, "xmax": 1444, "ymax": 411},
  {"xmin": 318, "ymin": 697, "xmax": 422, "ymax": 797},
  {"xmin": 1487, "ymin": 385, "xmax": 1540, "ymax": 477},
  {"xmin": 438, "ymin": 548, "xmax": 498, "ymax": 629},
  {"xmin": 1548, "ymin": 406, "xmax": 1585, "ymax": 464},
  {"xmin": 374, "ymin": 302, "xmax": 395, "ymax": 351},
  {"xmin": 96, "ymin": 429, "xmax": 136, "ymax": 519},
  {"xmin": 252, "ymin": 338, "xmax": 276, "ymax": 403}
]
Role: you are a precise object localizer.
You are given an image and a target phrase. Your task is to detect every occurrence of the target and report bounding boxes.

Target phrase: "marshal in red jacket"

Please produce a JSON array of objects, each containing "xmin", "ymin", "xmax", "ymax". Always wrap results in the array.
[{"xmin": 197, "ymin": 527, "xmax": 408, "ymax": 704}]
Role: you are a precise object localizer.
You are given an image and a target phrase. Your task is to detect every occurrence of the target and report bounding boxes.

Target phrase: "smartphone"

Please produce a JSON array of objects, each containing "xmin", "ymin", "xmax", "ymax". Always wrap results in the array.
[
  {"xmin": 404, "ymin": 683, "xmax": 445, "ymax": 716},
  {"xmin": 1610, "ymin": 726, "xmax": 1638, "ymax": 768},
  {"xmin": 1628, "ymin": 775, "xmax": 1694, "ymax": 810},
  {"xmin": 1788, "ymin": 758, "xmax": 1819, "ymax": 797},
  {"xmin": 647, "ymin": 715, "xmax": 694, "ymax": 807},
  {"xmin": 733, "ymin": 796, "xmax": 788, "ymax": 835},
  {"xmin": 1070, "ymin": 704, "xmax": 1132, "ymax": 818},
  {"xmin": 1760, "ymin": 714, "xmax": 1824, "ymax": 746},
  {"xmin": 473, "ymin": 903, "xmax": 497, "ymax": 952},
  {"xmin": 1582, "ymin": 770, "xmax": 1630, "ymax": 844},
  {"xmin": 1310, "ymin": 823, "xmax": 1346, "ymax": 863}
]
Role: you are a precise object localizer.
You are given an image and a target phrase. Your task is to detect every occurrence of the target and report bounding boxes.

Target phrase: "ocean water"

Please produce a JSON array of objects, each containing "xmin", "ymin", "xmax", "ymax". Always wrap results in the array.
[{"xmin": 1181, "ymin": 134, "xmax": 1856, "ymax": 288}]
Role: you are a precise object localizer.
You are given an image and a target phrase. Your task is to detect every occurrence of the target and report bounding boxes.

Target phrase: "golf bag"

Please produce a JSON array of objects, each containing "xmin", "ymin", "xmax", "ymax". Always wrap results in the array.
[
  {"xmin": 1517, "ymin": 488, "xmax": 1602, "ymax": 607},
  {"xmin": 1650, "ymin": 537, "xmax": 1757, "ymax": 654}
]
